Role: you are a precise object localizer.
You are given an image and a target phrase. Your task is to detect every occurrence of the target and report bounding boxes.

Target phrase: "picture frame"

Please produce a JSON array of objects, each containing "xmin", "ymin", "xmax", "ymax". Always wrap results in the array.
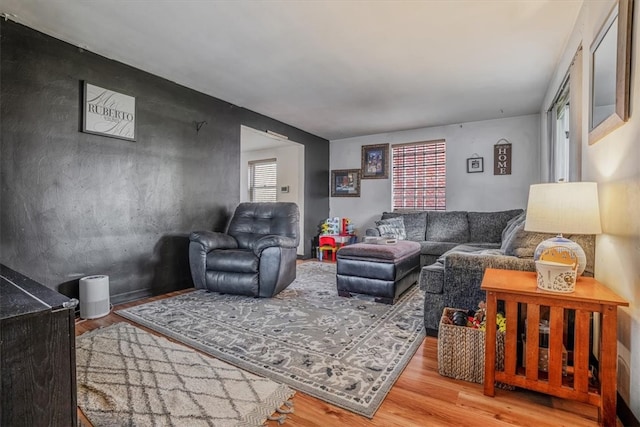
[
  {"xmin": 82, "ymin": 82, "xmax": 136, "ymax": 141},
  {"xmin": 467, "ymin": 157, "xmax": 484, "ymax": 173},
  {"xmin": 361, "ymin": 143, "xmax": 389, "ymax": 179},
  {"xmin": 331, "ymin": 169, "xmax": 361, "ymax": 197}
]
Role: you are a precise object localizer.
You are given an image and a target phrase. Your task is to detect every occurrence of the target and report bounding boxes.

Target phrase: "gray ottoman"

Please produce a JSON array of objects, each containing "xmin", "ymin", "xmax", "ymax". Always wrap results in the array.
[{"xmin": 336, "ymin": 240, "xmax": 421, "ymax": 304}]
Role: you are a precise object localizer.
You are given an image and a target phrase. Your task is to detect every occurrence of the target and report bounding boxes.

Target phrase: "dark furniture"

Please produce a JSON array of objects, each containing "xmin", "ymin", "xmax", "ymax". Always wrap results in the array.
[
  {"xmin": 336, "ymin": 240, "xmax": 421, "ymax": 304},
  {"xmin": 189, "ymin": 202, "xmax": 300, "ymax": 297},
  {"xmin": 366, "ymin": 209, "xmax": 523, "ymax": 266},
  {"xmin": 419, "ymin": 211, "xmax": 595, "ymax": 336},
  {"xmin": 0, "ymin": 264, "xmax": 78, "ymax": 426}
]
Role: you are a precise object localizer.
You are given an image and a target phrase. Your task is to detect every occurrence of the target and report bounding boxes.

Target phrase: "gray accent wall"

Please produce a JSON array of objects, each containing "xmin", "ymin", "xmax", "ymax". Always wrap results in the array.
[{"xmin": 0, "ymin": 21, "xmax": 329, "ymax": 302}]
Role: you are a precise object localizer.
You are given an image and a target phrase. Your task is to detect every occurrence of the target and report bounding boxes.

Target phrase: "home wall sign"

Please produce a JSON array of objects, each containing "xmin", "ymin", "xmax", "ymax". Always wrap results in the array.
[
  {"xmin": 82, "ymin": 82, "xmax": 136, "ymax": 141},
  {"xmin": 493, "ymin": 139, "xmax": 512, "ymax": 175}
]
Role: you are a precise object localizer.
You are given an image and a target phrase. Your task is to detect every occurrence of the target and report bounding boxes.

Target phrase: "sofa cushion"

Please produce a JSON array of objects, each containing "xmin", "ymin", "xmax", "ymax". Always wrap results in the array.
[
  {"xmin": 420, "ymin": 241, "xmax": 460, "ymax": 256},
  {"xmin": 468, "ymin": 209, "xmax": 523, "ymax": 243},
  {"xmin": 381, "ymin": 211, "xmax": 428, "ymax": 241},
  {"xmin": 375, "ymin": 216, "xmax": 407, "ymax": 240},
  {"xmin": 425, "ymin": 211, "xmax": 469, "ymax": 242}
]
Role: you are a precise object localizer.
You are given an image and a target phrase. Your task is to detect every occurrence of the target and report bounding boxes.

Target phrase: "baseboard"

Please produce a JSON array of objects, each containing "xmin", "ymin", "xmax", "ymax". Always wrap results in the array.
[
  {"xmin": 110, "ymin": 288, "xmax": 154, "ymax": 305},
  {"xmin": 618, "ymin": 392, "xmax": 640, "ymax": 426}
]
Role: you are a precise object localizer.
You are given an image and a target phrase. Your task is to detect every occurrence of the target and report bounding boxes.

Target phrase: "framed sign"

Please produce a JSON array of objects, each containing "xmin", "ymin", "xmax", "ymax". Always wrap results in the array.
[
  {"xmin": 83, "ymin": 82, "xmax": 136, "ymax": 141},
  {"xmin": 331, "ymin": 169, "xmax": 361, "ymax": 197},
  {"xmin": 494, "ymin": 139, "xmax": 512, "ymax": 175},
  {"xmin": 361, "ymin": 143, "xmax": 389, "ymax": 179},
  {"xmin": 466, "ymin": 157, "xmax": 484, "ymax": 173}
]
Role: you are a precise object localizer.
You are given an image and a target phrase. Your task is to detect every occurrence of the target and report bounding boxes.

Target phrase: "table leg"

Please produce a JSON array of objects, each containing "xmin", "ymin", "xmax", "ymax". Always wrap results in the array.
[
  {"xmin": 484, "ymin": 291, "xmax": 497, "ymax": 397},
  {"xmin": 599, "ymin": 305, "xmax": 618, "ymax": 427}
]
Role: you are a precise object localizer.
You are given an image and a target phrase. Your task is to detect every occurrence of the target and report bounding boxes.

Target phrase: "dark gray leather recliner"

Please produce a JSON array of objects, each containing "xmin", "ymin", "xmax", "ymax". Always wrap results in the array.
[{"xmin": 189, "ymin": 202, "xmax": 300, "ymax": 297}]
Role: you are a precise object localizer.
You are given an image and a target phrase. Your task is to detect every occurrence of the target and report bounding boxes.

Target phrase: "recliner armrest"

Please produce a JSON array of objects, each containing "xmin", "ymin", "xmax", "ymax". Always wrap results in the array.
[
  {"xmin": 252, "ymin": 235, "xmax": 298, "ymax": 256},
  {"xmin": 189, "ymin": 231, "xmax": 238, "ymax": 252}
]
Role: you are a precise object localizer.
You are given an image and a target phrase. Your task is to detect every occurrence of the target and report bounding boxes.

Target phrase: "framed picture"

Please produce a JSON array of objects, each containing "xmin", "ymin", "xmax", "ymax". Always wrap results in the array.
[
  {"xmin": 331, "ymin": 169, "xmax": 361, "ymax": 197},
  {"xmin": 82, "ymin": 82, "xmax": 136, "ymax": 141},
  {"xmin": 361, "ymin": 143, "xmax": 389, "ymax": 179},
  {"xmin": 467, "ymin": 157, "xmax": 484, "ymax": 173}
]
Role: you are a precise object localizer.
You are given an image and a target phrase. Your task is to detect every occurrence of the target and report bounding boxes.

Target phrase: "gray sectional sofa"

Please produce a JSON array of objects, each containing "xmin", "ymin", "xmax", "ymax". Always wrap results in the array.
[
  {"xmin": 366, "ymin": 209, "xmax": 524, "ymax": 266},
  {"xmin": 367, "ymin": 209, "xmax": 596, "ymax": 336}
]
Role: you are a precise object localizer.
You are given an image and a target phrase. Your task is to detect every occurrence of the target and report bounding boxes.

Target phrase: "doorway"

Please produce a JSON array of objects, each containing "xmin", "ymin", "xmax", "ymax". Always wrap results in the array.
[{"xmin": 240, "ymin": 126, "xmax": 305, "ymax": 256}]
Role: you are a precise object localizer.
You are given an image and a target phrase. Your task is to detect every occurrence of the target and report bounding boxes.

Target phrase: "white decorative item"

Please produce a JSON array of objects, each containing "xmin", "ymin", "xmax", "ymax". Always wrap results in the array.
[
  {"xmin": 79, "ymin": 275, "xmax": 110, "ymax": 319},
  {"xmin": 525, "ymin": 182, "xmax": 602, "ymax": 276},
  {"xmin": 535, "ymin": 260, "xmax": 578, "ymax": 293}
]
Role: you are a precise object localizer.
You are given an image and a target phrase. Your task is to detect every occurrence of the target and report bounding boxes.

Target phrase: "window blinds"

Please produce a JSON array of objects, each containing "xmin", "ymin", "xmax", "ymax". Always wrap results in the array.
[
  {"xmin": 392, "ymin": 141, "xmax": 446, "ymax": 210},
  {"xmin": 249, "ymin": 158, "xmax": 277, "ymax": 202}
]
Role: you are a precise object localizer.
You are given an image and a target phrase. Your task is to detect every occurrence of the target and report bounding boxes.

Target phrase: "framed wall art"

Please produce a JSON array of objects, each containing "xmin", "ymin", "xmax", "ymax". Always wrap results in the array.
[
  {"xmin": 331, "ymin": 169, "xmax": 361, "ymax": 197},
  {"xmin": 82, "ymin": 82, "xmax": 136, "ymax": 141},
  {"xmin": 361, "ymin": 143, "xmax": 389, "ymax": 179},
  {"xmin": 466, "ymin": 156, "xmax": 484, "ymax": 173}
]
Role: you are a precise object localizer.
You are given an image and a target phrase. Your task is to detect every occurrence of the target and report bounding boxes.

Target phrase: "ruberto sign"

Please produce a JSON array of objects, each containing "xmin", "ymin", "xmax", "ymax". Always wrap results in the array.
[{"xmin": 83, "ymin": 82, "xmax": 136, "ymax": 141}]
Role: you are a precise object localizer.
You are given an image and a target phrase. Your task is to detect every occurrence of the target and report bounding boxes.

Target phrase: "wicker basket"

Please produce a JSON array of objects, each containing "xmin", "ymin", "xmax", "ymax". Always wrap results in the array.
[{"xmin": 437, "ymin": 307, "xmax": 507, "ymax": 384}]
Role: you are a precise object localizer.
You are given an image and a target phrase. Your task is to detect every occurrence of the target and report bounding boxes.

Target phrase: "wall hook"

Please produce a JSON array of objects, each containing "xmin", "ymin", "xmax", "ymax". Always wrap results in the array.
[{"xmin": 195, "ymin": 121, "xmax": 207, "ymax": 135}]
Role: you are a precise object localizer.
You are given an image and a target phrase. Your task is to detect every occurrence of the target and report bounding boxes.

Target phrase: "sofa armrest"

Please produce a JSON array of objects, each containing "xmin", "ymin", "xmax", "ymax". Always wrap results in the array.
[
  {"xmin": 444, "ymin": 252, "xmax": 535, "ymax": 273},
  {"xmin": 252, "ymin": 235, "xmax": 298, "ymax": 256},
  {"xmin": 365, "ymin": 228, "xmax": 381, "ymax": 237},
  {"xmin": 189, "ymin": 231, "xmax": 238, "ymax": 252}
]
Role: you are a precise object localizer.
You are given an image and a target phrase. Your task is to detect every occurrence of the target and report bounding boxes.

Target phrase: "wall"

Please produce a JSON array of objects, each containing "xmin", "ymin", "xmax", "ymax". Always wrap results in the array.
[
  {"xmin": 330, "ymin": 114, "xmax": 540, "ymax": 236},
  {"xmin": 0, "ymin": 21, "xmax": 329, "ymax": 302},
  {"xmin": 240, "ymin": 143, "xmax": 305, "ymax": 255},
  {"xmin": 542, "ymin": 0, "xmax": 640, "ymax": 419}
]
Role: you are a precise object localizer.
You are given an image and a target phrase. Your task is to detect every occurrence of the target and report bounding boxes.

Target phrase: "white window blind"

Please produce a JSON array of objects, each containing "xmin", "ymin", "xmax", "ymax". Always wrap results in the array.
[
  {"xmin": 249, "ymin": 158, "xmax": 277, "ymax": 202},
  {"xmin": 392, "ymin": 140, "xmax": 446, "ymax": 210}
]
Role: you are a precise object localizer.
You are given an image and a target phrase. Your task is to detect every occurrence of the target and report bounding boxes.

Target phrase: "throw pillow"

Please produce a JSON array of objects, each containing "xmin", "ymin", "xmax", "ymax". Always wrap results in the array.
[
  {"xmin": 381, "ymin": 211, "xmax": 427, "ymax": 241},
  {"xmin": 502, "ymin": 221, "xmax": 555, "ymax": 258},
  {"xmin": 500, "ymin": 211, "xmax": 526, "ymax": 248},
  {"xmin": 375, "ymin": 217, "xmax": 407, "ymax": 240}
]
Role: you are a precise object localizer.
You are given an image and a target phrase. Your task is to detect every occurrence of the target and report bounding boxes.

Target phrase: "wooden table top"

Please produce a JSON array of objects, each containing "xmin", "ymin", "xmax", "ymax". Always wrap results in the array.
[{"xmin": 481, "ymin": 268, "xmax": 628, "ymax": 307}]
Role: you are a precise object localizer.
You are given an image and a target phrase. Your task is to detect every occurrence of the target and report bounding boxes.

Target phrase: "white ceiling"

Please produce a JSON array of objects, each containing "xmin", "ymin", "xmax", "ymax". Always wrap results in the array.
[{"xmin": 0, "ymin": 0, "xmax": 583, "ymax": 140}]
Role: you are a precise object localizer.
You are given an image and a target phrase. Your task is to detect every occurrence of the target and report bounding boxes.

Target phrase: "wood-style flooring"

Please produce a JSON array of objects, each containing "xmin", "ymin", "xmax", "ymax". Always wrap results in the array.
[{"xmin": 75, "ymin": 273, "xmax": 616, "ymax": 426}]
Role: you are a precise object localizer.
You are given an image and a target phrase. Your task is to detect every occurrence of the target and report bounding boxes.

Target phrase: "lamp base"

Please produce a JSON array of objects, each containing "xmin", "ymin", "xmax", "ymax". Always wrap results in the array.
[{"xmin": 534, "ymin": 235, "xmax": 587, "ymax": 276}]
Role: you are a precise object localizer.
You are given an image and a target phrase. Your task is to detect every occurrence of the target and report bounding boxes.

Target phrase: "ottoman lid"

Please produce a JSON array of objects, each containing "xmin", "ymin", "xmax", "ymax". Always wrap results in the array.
[{"xmin": 337, "ymin": 240, "xmax": 420, "ymax": 261}]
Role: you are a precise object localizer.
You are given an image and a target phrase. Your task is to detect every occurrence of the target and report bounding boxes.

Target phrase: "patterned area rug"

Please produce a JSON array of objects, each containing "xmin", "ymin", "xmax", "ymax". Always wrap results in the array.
[
  {"xmin": 118, "ymin": 262, "xmax": 425, "ymax": 418},
  {"xmin": 76, "ymin": 323, "xmax": 294, "ymax": 426}
]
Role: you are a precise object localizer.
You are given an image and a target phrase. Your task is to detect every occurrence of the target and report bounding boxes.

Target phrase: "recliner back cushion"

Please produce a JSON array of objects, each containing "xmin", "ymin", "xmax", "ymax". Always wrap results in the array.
[
  {"xmin": 425, "ymin": 211, "xmax": 469, "ymax": 242},
  {"xmin": 468, "ymin": 209, "xmax": 523, "ymax": 243},
  {"xmin": 381, "ymin": 211, "xmax": 427, "ymax": 241},
  {"xmin": 228, "ymin": 202, "xmax": 299, "ymax": 249}
]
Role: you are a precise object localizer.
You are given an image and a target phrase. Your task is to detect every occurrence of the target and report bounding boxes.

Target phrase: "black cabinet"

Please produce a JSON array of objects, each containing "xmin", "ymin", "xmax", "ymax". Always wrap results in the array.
[{"xmin": 1, "ymin": 265, "xmax": 78, "ymax": 426}]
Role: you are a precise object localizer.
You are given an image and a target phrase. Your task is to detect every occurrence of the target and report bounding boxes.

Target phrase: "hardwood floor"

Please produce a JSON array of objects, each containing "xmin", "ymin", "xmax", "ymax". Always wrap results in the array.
[{"xmin": 75, "ymin": 284, "xmax": 615, "ymax": 427}]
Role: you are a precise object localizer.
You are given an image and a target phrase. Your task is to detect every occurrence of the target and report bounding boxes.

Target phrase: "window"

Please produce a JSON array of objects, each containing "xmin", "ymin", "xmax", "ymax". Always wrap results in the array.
[
  {"xmin": 551, "ymin": 78, "xmax": 571, "ymax": 182},
  {"xmin": 248, "ymin": 158, "xmax": 277, "ymax": 202},
  {"xmin": 548, "ymin": 46, "xmax": 582, "ymax": 182},
  {"xmin": 392, "ymin": 140, "xmax": 446, "ymax": 210}
]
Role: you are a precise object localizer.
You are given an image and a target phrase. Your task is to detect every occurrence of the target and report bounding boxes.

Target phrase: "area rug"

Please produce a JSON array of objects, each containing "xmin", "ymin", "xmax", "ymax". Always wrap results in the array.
[
  {"xmin": 117, "ymin": 261, "xmax": 425, "ymax": 418},
  {"xmin": 76, "ymin": 323, "xmax": 295, "ymax": 426}
]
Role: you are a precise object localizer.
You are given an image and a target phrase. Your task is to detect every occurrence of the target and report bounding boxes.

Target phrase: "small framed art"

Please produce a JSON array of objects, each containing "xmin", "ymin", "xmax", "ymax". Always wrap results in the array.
[
  {"xmin": 331, "ymin": 169, "xmax": 361, "ymax": 197},
  {"xmin": 467, "ymin": 157, "xmax": 484, "ymax": 173},
  {"xmin": 361, "ymin": 143, "xmax": 389, "ymax": 179}
]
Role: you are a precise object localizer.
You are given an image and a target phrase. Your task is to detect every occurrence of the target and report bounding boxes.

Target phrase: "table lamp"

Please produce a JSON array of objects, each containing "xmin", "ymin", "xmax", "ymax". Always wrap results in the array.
[{"xmin": 524, "ymin": 182, "xmax": 602, "ymax": 277}]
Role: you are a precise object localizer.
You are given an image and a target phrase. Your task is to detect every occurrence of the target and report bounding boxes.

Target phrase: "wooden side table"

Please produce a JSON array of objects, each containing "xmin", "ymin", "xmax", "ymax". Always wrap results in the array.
[{"xmin": 482, "ymin": 268, "xmax": 628, "ymax": 427}]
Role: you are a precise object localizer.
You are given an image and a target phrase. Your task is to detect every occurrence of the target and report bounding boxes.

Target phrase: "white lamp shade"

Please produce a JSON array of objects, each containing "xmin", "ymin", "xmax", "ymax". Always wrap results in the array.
[{"xmin": 525, "ymin": 182, "xmax": 602, "ymax": 235}]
